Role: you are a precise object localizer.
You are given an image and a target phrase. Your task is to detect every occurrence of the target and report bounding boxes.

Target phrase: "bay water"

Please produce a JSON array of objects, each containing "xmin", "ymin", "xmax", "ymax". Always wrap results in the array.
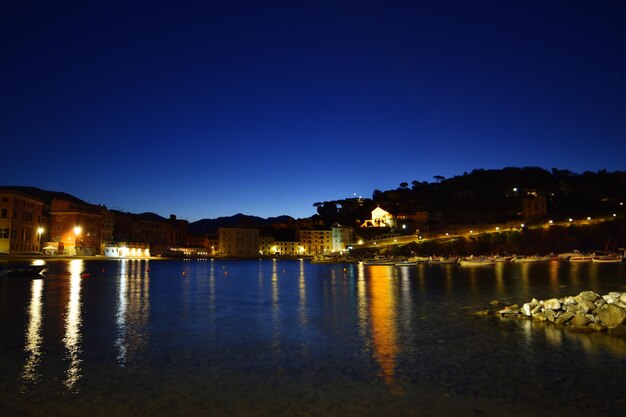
[{"xmin": 1, "ymin": 259, "xmax": 625, "ymax": 416}]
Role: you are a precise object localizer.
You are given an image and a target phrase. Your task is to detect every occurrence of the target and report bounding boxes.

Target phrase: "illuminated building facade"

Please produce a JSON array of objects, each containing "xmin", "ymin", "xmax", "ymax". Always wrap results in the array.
[
  {"xmin": 50, "ymin": 199, "xmax": 104, "ymax": 255},
  {"xmin": 259, "ymin": 235, "xmax": 275, "ymax": 255},
  {"xmin": 361, "ymin": 207, "xmax": 396, "ymax": 228},
  {"xmin": 298, "ymin": 229, "xmax": 332, "ymax": 255},
  {"xmin": 0, "ymin": 189, "xmax": 44, "ymax": 254},
  {"xmin": 131, "ymin": 215, "xmax": 169, "ymax": 255},
  {"xmin": 331, "ymin": 225, "xmax": 353, "ymax": 252},
  {"xmin": 218, "ymin": 227, "xmax": 260, "ymax": 257},
  {"xmin": 104, "ymin": 242, "xmax": 151, "ymax": 258},
  {"xmin": 187, "ymin": 233, "xmax": 219, "ymax": 255}
]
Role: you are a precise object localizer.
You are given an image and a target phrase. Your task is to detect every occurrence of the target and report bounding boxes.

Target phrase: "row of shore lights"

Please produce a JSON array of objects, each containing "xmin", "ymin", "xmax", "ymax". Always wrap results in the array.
[{"xmin": 488, "ymin": 213, "xmax": 619, "ymax": 233}]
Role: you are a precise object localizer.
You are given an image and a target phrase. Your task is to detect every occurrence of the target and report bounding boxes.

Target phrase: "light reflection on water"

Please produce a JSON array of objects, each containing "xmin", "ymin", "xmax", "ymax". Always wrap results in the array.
[
  {"xmin": 367, "ymin": 266, "xmax": 400, "ymax": 393},
  {"xmin": 63, "ymin": 259, "xmax": 83, "ymax": 392},
  {"xmin": 299, "ymin": 259, "xmax": 306, "ymax": 327},
  {"xmin": 21, "ymin": 278, "xmax": 43, "ymax": 391},
  {"xmin": 116, "ymin": 260, "xmax": 150, "ymax": 368},
  {"xmin": 2, "ymin": 259, "xmax": 626, "ymax": 416}
]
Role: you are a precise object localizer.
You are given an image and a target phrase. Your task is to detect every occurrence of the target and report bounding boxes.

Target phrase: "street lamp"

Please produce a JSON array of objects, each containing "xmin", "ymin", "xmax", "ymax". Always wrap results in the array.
[
  {"xmin": 74, "ymin": 226, "xmax": 82, "ymax": 256},
  {"xmin": 37, "ymin": 227, "xmax": 44, "ymax": 251}
]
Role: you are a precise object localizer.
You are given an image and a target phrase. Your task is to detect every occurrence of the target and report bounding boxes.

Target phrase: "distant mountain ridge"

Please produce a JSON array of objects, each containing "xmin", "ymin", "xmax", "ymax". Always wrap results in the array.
[
  {"xmin": 189, "ymin": 213, "xmax": 295, "ymax": 234},
  {"xmin": 0, "ymin": 185, "xmax": 88, "ymax": 205},
  {"xmin": 0, "ymin": 186, "xmax": 294, "ymax": 232}
]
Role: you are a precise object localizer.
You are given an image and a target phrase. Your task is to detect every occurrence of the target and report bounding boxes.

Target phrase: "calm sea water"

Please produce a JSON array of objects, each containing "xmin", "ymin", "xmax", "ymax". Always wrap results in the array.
[{"xmin": 1, "ymin": 259, "xmax": 625, "ymax": 417}]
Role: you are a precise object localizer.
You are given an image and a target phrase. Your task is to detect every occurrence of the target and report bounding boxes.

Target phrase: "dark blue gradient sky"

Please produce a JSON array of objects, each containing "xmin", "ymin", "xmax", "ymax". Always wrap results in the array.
[{"xmin": 2, "ymin": 1, "xmax": 625, "ymax": 220}]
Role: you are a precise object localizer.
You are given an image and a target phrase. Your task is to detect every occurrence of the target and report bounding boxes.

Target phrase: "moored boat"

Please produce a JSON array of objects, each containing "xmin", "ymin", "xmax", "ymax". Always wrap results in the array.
[
  {"xmin": 568, "ymin": 254, "xmax": 593, "ymax": 263},
  {"xmin": 0, "ymin": 264, "xmax": 47, "ymax": 277},
  {"xmin": 592, "ymin": 254, "xmax": 623, "ymax": 263},
  {"xmin": 459, "ymin": 257, "xmax": 495, "ymax": 267},
  {"xmin": 428, "ymin": 257, "xmax": 458, "ymax": 265},
  {"xmin": 362, "ymin": 259, "xmax": 396, "ymax": 266},
  {"xmin": 511, "ymin": 255, "xmax": 551, "ymax": 263}
]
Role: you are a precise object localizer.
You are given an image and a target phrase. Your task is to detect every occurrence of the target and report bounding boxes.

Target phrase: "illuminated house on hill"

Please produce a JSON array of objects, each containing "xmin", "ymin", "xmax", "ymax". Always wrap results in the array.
[{"xmin": 361, "ymin": 207, "xmax": 396, "ymax": 228}]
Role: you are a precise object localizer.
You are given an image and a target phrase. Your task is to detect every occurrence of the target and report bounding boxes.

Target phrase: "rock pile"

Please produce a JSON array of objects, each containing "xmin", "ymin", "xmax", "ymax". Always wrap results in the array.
[{"xmin": 478, "ymin": 290, "xmax": 626, "ymax": 336}]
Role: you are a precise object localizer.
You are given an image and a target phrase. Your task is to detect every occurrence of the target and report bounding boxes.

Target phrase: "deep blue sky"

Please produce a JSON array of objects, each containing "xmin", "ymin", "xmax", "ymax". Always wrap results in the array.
[{"xmin": 2, "ymin": 1, "xmax": 625, "ymax": 221}]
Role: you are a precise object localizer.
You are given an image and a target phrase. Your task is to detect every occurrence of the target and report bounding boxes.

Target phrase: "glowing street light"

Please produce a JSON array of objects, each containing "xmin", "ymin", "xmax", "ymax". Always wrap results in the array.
[
  {"xmin": 495, "ymin": 227, "xmax": 500, "ymax": 231},
  {"xmin": 548, "ymin": 220, "xmax": 554, "ymax": 224},
  {"xmin": 587, "ymin": 217, "xmax": 591, "ymax": 220},
  {"xmin": 520, "ymin": 224, "xmax": 525, "ymax": 228},
  {"xmin": 37, "ymin": 227, "xmax": 44, "ymax": 251},
  {"xmin": 73, "ymin": 226, "xmax": 82, "ymax": 256},
  {"xmin": 568, "ymin": 218, "xmax": 573, "ymax": 222}
]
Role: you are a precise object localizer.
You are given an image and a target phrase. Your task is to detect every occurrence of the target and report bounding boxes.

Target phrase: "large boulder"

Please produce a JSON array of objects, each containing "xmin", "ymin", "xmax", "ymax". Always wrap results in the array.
[
  {"xmin": 555, "ymin": 311, "xmax": 575, "ymax": 326},
  {"xmin": 570, "ymin": 312, "xmax": 591, "ymax": 327},
  {"xmin": 563, "ymin": 296, "xmax": 577, "ymax": 306},
  {"xmin": 578, "ymin": 300, "xmax": 596, "ymax": 314},
  {"xmin": 543, "ymin": 298, "xmax": 561, "ymax": 311},
  {"xmin": 575, "ymin": 291, "xmax": 600, "ymax": 303},
  {"xmin": 597, "ymin": 304, "xmax": 626, "ymax": 329}
]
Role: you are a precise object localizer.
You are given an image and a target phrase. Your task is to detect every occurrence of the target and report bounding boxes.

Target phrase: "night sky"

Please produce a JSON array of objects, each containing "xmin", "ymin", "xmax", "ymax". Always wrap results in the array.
[{"xmin": 2, "ymin": 1, "xmax": 625, "ymax": 221}]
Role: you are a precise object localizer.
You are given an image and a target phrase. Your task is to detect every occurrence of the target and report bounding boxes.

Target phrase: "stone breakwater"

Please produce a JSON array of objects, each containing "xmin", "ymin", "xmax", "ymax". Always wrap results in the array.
[{"xmin": 476, "ymin": 290, "xmax": 626, "ymax": 336}]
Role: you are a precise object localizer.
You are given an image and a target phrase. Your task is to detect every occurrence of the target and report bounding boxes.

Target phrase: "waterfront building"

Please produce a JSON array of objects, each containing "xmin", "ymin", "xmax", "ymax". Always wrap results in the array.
[
  {"xmin": 259, "ymin": 235, "xmax": 275, "ymax": 255},
  {"xmin": 187, "ymin": 233, "xmax": 219, "ymax": 255},
  {"xmin": 167, "ymin": 214, "xmax": 188, "ymax": 248},
  {"xmin": 218, "ymin": 227, "xmax": 260, "ymax": 257},
  {"xmin": 332, "ymin": 225, "xmax": 353, "ymax": 252},
  {"xmin": 131, "ymin": 213, "xmax": 170, "ymax": 255},
  {"xmin": 50, "ymin": 199, "xmax": 104, "ymax": 255},
  {"xmin": 0, "ymin": 189, "xmax": 45, "ymax": 254},
  {"xmin": 273, "ymin": 240, "xmax": 303, "ymax": 256},
  {"xmin": 298, "ymin": 229, "xmax": 332, "ymax": 255},
  {"xmin": 103, "ymin": 242, "xmax": 151, "ymax": 258}
]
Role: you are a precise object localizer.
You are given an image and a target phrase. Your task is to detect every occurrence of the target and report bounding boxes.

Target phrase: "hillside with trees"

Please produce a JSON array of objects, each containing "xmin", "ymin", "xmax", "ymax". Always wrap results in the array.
[{"xmin": 312, "ymin": 167, "xmax": 626, "ymax": 231}]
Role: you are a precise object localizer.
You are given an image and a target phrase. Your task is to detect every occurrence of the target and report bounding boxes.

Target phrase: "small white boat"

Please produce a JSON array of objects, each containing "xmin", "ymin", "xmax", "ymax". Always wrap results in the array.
[
  {"xmin": 395, "ymin": 261, "xmax": 416, "ymax": 267},
  {"xmin": 459, "ymin": 257, "xmax": 495, "ymax": 267},
  {"xmin": 428, "ymin": 257, "xmax": 458, "ymax": 264},
  {"xmin": 592, "ymin": 254, "xmax": 623, "ymax": 263},
  {"xmin": 494, "ymin": 256, "xmax": 513, "ymax": 263},
  {"xmin": 511, "ymin": 255, "xmax": 551, "ymax": 263},
  {"xmin": 569, "ymin": 255, "xmax": 593, "ymax": 263},
  {"xmin": 568, "ymin": 250, "xmax": 593, "ymax": 262},
  {"xmin": 362, "ymin": 259, "xmax": 396, "ymax": 266}
]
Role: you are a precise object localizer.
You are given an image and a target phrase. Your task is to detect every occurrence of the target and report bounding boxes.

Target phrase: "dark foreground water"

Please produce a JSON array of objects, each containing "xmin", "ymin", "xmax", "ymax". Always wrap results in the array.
[{"xmin": 1, "ymin": 259, "xmax": 625, "ymax": 417}]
